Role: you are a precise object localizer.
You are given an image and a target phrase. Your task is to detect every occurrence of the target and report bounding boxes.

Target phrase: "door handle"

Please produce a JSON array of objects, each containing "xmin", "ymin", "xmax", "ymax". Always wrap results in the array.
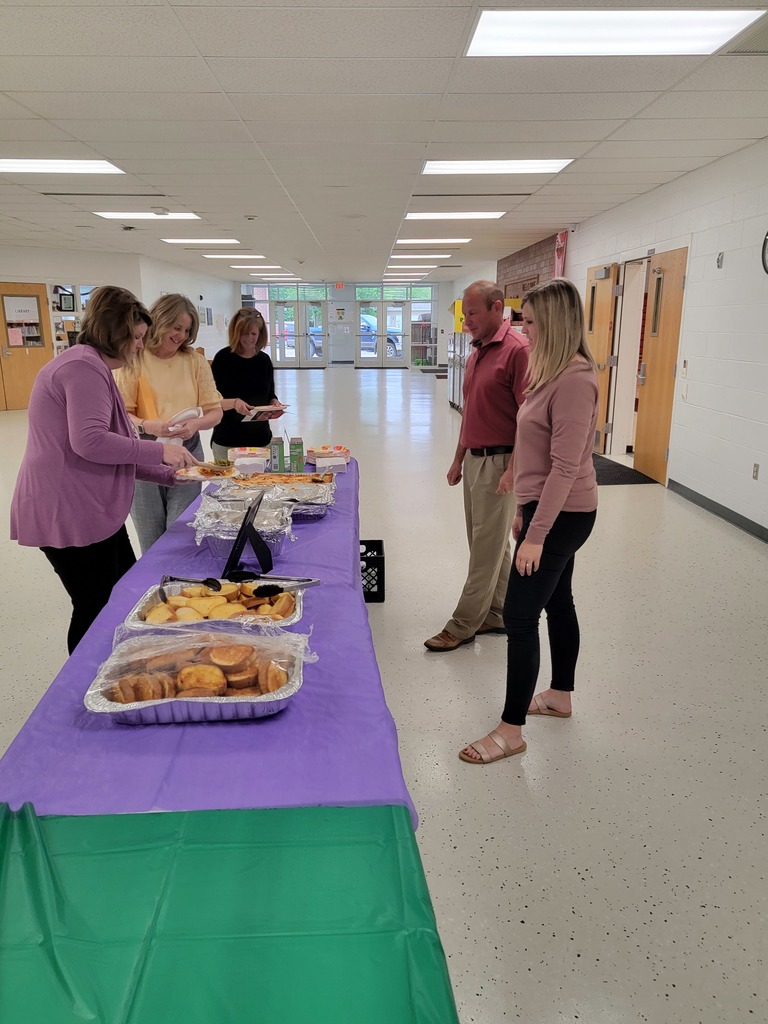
[
  {"xmin": 637, "ymin": 362, "xmax": 647, "ymax": 385},
  {"xmin": 597, "ymin": 362, "xmax": 607, "ymax": 370},
  {"xmin": 2, "ymin": 347, "xmax": 11, "ymax": 358}
]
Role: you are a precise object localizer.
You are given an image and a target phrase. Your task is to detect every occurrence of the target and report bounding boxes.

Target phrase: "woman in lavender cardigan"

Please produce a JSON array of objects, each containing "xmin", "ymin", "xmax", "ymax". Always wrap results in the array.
[{"xmin": 10, "ymin": 286, "xmax": 198, "ymax": 654}]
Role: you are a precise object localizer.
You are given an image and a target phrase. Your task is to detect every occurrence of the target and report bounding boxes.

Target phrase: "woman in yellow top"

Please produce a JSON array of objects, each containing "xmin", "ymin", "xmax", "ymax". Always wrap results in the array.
[{"xmin": 115, "ymin": 294, "xmax": 222, "ymax": 553}]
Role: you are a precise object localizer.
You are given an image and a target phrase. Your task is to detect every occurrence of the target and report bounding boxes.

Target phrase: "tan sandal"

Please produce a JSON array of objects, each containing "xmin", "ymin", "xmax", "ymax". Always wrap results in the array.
[
  {"xmin": 458, "ymin": 730, "xmax": 526, "ymax": 765},
  {"xmin": 528, "ymin": 693, "xmax": 572, "ymax": 718}
]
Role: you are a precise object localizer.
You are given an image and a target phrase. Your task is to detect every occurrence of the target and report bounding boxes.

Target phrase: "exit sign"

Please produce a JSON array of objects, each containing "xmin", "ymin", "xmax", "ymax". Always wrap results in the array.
[{"xmin": 334, "ymin": 282, "xmax": 344, "ymax": 290}]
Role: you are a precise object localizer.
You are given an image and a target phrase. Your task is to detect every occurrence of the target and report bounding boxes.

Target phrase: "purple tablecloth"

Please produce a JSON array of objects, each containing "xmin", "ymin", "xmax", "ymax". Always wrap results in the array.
[{"xmin": 0, "ymin": 462, "xmax": 416, "ymax": 824}]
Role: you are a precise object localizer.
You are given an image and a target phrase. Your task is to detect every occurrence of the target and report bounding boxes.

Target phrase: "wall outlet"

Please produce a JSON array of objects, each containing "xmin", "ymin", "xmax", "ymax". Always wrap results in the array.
[
  {"xmin": 753, "ymin": 464, "xmax": 760, "ymax": 481},
  {"xmin": 680, "ymin": 359, "xmax": 688, "ymax": 378},
  {"xmin": 681, "ymin": 383, "xmax": 688, "ymax": 402}
]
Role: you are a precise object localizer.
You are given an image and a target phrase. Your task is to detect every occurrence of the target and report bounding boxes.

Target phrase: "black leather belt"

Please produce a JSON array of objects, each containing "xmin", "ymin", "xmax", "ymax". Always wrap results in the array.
[{"xmin": 469, "ymin": 446, "xmax": 513, "ymax": 456}]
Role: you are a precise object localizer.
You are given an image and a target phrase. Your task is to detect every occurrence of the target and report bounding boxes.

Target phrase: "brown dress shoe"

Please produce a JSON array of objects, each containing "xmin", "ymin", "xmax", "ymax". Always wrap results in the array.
[{"xmin": 424, "ymin": 629, "xmax": 475, "ymax": 652}]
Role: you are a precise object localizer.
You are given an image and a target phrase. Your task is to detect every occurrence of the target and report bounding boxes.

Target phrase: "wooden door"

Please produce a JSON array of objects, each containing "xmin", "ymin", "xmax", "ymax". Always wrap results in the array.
[
  {"xmin": 0, "ymin": 282, "xmax": 55, "ymax": 410},
  {"xmin": 585, "ymin": 263, "xmax": 619, "ymax": 453},
  {"xmin": 634, "ymin": 247, "xmax": 688, "ymax": 483}
]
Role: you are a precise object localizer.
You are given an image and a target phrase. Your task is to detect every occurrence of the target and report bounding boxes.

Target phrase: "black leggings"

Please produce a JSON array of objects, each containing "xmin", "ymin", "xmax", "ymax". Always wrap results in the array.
[
  {"xmin": 42, "ymin": 526, "xmax": 136, "ymax": 655},
  {"xmin": 502, "ymin": 503, "xmax": 596, "ymax": 726}
]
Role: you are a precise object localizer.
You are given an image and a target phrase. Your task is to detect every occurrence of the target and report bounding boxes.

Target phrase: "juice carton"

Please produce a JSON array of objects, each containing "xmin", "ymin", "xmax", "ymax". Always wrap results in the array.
[
  {"xmin": 269, "ymin": 438, "xmax": 285, "ymax": 472},
  {"xmin": 289, "ymin": 437, "xmax": 304, "ymax": 473}
]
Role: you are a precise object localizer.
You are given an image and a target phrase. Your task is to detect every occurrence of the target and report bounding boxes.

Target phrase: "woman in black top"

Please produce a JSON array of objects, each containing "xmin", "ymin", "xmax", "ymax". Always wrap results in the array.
[{"xmin": 210, "ymin": 308, "xmax": 284, "ymax": 460}]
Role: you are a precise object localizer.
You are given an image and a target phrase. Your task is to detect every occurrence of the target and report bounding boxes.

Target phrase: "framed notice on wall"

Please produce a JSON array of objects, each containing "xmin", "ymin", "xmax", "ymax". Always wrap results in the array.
[{"xmin": 3, "ymin": 295, "xmax": 43, "ymax": 347}]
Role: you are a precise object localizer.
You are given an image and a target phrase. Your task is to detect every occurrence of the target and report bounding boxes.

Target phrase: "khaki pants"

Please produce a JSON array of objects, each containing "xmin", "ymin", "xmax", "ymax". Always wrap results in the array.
[{"xmin": 445, "ymin": 453, "xmax": 516, "ymax": 639}]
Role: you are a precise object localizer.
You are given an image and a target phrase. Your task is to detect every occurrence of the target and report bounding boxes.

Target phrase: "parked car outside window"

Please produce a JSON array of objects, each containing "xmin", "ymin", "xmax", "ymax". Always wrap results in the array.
[{"xmin": 279, "ymin": 318, "xmax": 401, "ymax": 358}]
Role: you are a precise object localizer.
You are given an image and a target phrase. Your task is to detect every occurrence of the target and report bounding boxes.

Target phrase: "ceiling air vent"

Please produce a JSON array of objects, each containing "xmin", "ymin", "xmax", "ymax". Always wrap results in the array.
[{"xmin": 721, "ymin": 16, "xmax": 768, "ymax": 54}]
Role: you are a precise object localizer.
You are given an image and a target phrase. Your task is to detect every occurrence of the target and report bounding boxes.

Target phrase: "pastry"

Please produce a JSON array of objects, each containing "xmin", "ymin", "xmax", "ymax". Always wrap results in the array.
[{"xmin": 209, "ymin": 645, "xmax": 254, "ymax": 672}]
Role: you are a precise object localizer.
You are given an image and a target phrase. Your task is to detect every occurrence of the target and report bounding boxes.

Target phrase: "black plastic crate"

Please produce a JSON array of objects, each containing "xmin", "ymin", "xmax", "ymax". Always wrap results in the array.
[{"xmin": 360, "ymin": 539, "xmax": 385, "ymax": 603}]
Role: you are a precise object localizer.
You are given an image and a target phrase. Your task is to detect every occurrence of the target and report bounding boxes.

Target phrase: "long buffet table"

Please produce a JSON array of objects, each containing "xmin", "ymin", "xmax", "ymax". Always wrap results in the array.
[{"xmin": 0, "ymin": 462, "xmax": 458, "ymax": 1023}]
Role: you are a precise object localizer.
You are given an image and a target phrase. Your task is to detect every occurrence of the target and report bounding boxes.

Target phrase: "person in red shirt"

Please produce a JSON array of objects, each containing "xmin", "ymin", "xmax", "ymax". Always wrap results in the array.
[
  {"xmin": 459, "ymin": 278, "xmax": 598, "ymax": 764},
  {"xmin": 425, "ymin": 281, "xmax": 529, "ymax": 652}
]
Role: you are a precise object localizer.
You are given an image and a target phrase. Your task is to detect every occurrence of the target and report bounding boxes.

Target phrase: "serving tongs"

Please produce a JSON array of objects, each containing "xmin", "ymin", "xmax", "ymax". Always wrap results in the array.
[
  {"xmin": 158, "ymin": 574, "xmax": 223, "ymax": 602},
  {"xmin": 224, "ymin": 571, "xmax": 322, "ymax": 598}
]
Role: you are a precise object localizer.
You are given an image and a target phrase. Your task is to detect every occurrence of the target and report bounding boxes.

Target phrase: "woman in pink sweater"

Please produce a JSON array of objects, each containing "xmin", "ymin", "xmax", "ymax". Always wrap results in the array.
[
  {"xmin": 11, "ymin": 286, "xmax": 198, "ymax": 654},
  {"xmin": 460, "ymin": 278, "xmax": 599, "ymax": 765}
]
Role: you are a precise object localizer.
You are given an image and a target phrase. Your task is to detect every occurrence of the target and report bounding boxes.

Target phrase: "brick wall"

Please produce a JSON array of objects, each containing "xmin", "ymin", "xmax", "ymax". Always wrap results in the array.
[{"xmin": 497, "ymin": 234, "xmax": 560, "ymax": 300}]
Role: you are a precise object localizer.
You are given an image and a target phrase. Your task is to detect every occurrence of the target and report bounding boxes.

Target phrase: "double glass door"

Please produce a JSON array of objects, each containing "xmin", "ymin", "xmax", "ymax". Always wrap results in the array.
[
  {"xmin": 355, "ymin": 302, "xmax": 409, "ymax": 368},
  {"xmin": 270, "ymin": 302, "xmax": 328, "ymax": 368}
]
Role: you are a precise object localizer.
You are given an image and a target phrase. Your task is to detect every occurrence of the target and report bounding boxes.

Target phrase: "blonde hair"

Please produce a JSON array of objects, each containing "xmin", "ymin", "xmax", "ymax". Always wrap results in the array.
[
  {"xmin": 229, "ymin": 307, "xmax": 269, "ymax": 354},
  {"xmin": 77, "ymin": 285, "xmax": 151, "ymax": 366},
  {"xmin": 144, "ymin": 294, "xmax": 199, "ymax": 355},
  {"xmin": 522, "ymin": 278, "xmax": 595, "ymax": 392}
]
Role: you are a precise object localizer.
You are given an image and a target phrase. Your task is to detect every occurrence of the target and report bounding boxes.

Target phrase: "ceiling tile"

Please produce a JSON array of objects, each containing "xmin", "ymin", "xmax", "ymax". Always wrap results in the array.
[
  {"xmin": 6, "ymin": 92, "xmax": 235, "ymax": 121},
  {"xmin": 0, "ymin": 7, "xmax": 197, "ymax": 56},
  {"xmin": 231, "ymin": 94, "xmax": 441, "ymax": 121},
  {"xmin": 639, "ymin": 90, "xmax": 768, "ymax": 118},
  {"xmin": 207, "ymin": 58, "xmax": 451, "ymax": 94},
  {"xmin": 447, "ymin": 56, "xmax": 704, "ymax": 94},
  {"xmin": 0, "ymin": 120, "xmax": 72, "ymax": 141},
  {"xmin": 608, "ymin": 117, "xmax": 768, "ymax": 141},
  {"xmin": 52, "ymin": 120, "xmax": 252, "ymax": 144},
  {"xmin": 440, "ymin": 93, "xmax": 661, "ymax": 121},
  {"xmin": 176, "ymin": 8, "xmax": 468, "ymax": 59},
  {"xmin": 430, "ymin": 120, "xmax": 625, "ymax": 143},
  {"xmin": 586, "ymin": 139, "xmax": 753, "ymax": 159},
  {"xmin": 0, "ymin": 56, "xmax": 219, "ymax": 93}
]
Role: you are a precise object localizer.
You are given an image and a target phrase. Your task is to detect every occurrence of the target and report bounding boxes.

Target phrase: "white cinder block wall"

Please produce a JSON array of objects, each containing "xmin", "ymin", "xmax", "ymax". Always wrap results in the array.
[{"xmin": 566, "ymin": 136, "xmax": 768, "ymax": 533}]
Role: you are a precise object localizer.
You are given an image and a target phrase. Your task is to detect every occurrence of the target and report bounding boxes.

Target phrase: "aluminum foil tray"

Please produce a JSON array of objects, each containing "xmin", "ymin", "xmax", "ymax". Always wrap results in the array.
[
  {"xmin": 290, "ymin": 504, "xmax": 329, "ymax": 522},
  {"xmin": 216, "ymin": 480, "xmax": 335, "ymax": 505},
  {"xmin": 84, "ymin": 632, "xmax": 305, "ymax": 725},
  {"xmin": 198, "ymin": 529, "xmax": 288, "ymax": 561},
  {"xmin": 123, "ymin": 578, "xmax": 304, "ymax": 631}
]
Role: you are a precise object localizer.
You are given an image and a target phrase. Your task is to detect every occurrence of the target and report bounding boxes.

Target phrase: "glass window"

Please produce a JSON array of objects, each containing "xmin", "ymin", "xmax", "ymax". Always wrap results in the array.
[
  {"xmin": 79, "ymin": 285, "xmax": 97, "ymax": 309},
  {"xmin": 356, "ymin": 285, "xmax": 382, "ymax": 300},
  {"xmin": 298, "ymin": 285, "xmax": 327, "ymax": 301},
  {"xmin": 382, "ymin": 286, "xmax": 407, "ymax": 300}
]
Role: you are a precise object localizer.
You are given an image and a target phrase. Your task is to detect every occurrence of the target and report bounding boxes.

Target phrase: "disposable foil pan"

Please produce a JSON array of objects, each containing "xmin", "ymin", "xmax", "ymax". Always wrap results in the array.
[
  {"xmin": 84, "ymin": 633, "xmax": 304, "ymax": 725},
  {"xmin": 197, "ymin": 529, "xmax": 288, "ymax": 561},
  {"xmin": 216, "ymin": 480, "xmax": 335, "ymax": 505},
  {"xmin": 123, "ymin": 578, "xmax": 304, "ymax": 631}
]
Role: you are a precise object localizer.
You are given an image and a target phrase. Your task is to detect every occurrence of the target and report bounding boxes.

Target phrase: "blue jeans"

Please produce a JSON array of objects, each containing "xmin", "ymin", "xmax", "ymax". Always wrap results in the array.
[
  {"xmin": 131, "ymin": 436, "xmax": 203, "ymax": 555},
  {"xmin": 502, "ymin": 502, "xmax": 597, "ymax": 726}
]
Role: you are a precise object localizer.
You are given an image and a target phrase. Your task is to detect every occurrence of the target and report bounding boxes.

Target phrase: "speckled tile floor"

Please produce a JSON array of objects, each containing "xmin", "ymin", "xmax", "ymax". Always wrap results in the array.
[{"xmin": 2, "ymin": 368, "xmax": 766, "ymax": 1023}]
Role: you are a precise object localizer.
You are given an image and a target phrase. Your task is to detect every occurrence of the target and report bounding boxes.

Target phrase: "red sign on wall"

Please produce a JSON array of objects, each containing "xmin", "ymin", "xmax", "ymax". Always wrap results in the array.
[{"xmin": 334, "ymin": 282, "xmax": 344, "ymax": 290}]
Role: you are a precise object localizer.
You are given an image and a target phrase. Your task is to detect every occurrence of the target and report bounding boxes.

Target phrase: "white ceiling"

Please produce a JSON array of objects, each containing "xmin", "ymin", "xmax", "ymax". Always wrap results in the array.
[{"xmin": 1, "ymin": 0, "xmax": 767, "ymax": 285}]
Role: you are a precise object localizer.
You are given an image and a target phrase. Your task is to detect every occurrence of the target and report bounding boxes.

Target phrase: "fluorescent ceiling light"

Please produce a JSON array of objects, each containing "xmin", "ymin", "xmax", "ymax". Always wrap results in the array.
[
  {"xmin": 423, "ymin": 160, "xmax": 571, "ymax": 174},
  {"xmin": 390, "ymin": 254, "xmax": 451, "ymax": 259},
  {"xmin": 162, "ymin": 238, "xmax": 240, "ymax": 244},
  {"xmin": 396, "ymin": 238, "xmax": 471, "ymax": 245},
  {"xmin": 406, "ymin": 212, "xmax": 504, "ymax": 220},
  {"xmin": 252, "ymin": 274, "xmax": 298, "ymax": 278},
  {"xmin": 0, "ymin": 159, "xmax": 124, "ymax": 174},
  {"xmin": 93, "ymin": 211, "xmax": 199, "ymax": 220},
  {"xmin": 467, "ymin": 9, "xmax": 765, "ymax": 56},
  {"xmin": 231, "ymin": 265, "xmax": 281, "ymax": 269},
  {"xmin": 387, "ymin": 265, "xmax": 437, "ymax": 269},
  {"xmin": 202, "ymin": 253, "xmax": 263, "ymax": 259}
]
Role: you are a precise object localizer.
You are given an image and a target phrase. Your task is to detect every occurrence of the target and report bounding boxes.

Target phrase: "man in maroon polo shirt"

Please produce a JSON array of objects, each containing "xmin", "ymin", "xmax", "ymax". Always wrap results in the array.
[{"xmin": 425, "ymin": 280, "xmax": 529, "ymax": 652}]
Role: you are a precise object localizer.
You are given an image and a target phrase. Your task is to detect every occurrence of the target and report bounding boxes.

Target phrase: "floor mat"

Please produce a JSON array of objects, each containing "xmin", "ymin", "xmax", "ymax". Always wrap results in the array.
[{"xmin": 593, "ymin": 454, "xmax": 656, "ymax": 485}]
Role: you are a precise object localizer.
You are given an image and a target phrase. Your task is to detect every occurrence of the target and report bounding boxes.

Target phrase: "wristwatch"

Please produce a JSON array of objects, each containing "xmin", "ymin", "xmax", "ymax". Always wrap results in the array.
[{"xmin": 136, "ymin": 421, "xmax": 146, "ymax": 436}]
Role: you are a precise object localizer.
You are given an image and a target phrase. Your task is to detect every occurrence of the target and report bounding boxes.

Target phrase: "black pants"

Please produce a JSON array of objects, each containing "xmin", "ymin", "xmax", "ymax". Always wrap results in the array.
[
  {"xmin": 502, "ymin": 503, "xmax": 596, "ymax": 726},
  {"xmin": 42, "ymin": 526, "xmax": 136, "ymax": 655}
]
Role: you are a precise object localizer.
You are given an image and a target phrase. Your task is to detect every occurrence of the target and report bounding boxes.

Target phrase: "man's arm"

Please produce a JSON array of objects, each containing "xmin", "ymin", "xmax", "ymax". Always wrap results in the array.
[{"xmin": 447, "ymin": 440, "xmax": 467, "ymax": 485}]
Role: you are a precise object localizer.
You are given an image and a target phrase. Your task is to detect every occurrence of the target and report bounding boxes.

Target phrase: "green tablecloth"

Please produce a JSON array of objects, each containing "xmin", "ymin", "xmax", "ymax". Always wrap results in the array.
[{"xmin": 0, "ymin": 803, "xmax": 457, "ymax": 1024}]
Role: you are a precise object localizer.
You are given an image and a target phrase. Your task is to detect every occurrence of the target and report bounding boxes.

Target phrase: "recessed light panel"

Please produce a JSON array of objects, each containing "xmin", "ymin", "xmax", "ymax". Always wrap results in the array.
[
  {"xmin": 467, "ymin": 9, "xmax": 766, "ymax": 56},
  {"xmin": 202, "ymin": 254, "xmax": 263, "ymax": 259},
  {"xmin": 390, "ymin": 254, "xmax": 452, "ymax": 259},
  {"xmin": 423, "ymin": 160, "xmax": 571, "ymax": 174},
  {"xmin": 405, "ymin": 212, "xmax": 505, "ymax": 220},
  {"xmin": 162, "ymin": 238, "xmax": 240, "ymax": 244},
  {"xmin": 0, "ymin": 159, "xmax": 124, "ymax": 173},
  {"xmin": 395, "ymin": 238, "xmax": 471, "ymax": 245},
  {"xmin": 94, "ymin": 212, "xmax": 199, "ymax": 220},
  {"xmin": 387, "ymin": 265, "xmax": 437, "ymax": 269},
  {"xmin": 231, "ymin": 265, "xmax": 281, "ymax": 269}
]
